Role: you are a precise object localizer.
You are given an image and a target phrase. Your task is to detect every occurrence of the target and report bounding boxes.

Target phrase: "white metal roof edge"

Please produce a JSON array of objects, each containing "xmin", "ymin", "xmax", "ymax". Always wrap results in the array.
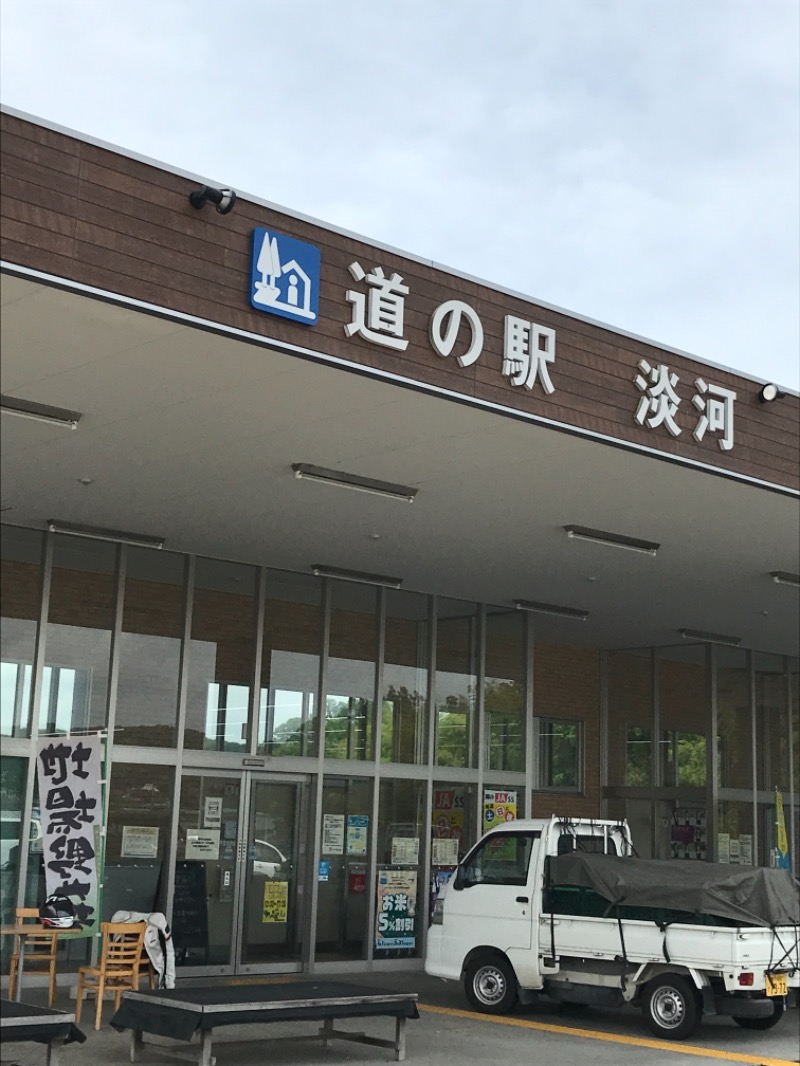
[{"xmin": 3, "ymin": 104, "xmax": 797, "ymax": 398}]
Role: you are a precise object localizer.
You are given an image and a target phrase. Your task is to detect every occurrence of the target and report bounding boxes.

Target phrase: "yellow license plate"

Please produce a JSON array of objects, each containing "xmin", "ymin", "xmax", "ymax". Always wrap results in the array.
[{"xmin": 765, "ymin": 973, "xmax": 787, "ymax": 997}]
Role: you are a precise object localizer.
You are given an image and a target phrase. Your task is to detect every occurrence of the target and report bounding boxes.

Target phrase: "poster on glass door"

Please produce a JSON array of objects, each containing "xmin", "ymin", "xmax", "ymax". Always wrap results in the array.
[
  {"xmin": 482, "ymin": 790, "xmax": 517, "ymax": 833},
  {"xmin": 375, "ymin": 869, "xmax": 418, "ymax": 950}
]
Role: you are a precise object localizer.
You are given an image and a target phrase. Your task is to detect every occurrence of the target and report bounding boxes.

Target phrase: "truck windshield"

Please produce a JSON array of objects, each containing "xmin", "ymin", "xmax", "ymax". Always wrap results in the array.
[{"xmin": 461, "ymin": 831, "xmax": 540, "ymax": 887}]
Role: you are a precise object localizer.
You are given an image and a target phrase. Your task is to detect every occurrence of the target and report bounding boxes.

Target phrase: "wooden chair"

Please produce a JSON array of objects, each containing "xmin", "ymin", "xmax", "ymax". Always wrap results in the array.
[
  {"xmin": 75, "ymin": 921, "xmax": 148, "ymax": 1030},
  {"xmin": 8, "ymin": 906, "xmax": 60, "ymax": 1006},
  {"xmin": 137, "ymin": 944, "xmax": 157, "ymax": 991}
]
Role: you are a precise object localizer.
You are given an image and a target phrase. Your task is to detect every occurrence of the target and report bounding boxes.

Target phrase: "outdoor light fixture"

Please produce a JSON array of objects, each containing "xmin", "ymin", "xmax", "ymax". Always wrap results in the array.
[
  {"xmin": 189, "ymin": 185, "xmax": 237, "ymax": 214},
  {"xmin": 564, "ymin": 525, "xmax": 660, "ymax": 556},
  {"xmin": 1, "ymin": 394, "xmax": 82, "ymax": 429},
  {"xmin": 758, "ymin": 383, "xmax": 786, "ymax": 403},
  {"xmin": 679, "ymin": 628, "xmax": 742, "ymax": 647},
  {"xmin": 769, "ymin": 571, "xmax": 800, "ymax": 588},
  {"xmin": 514, "ymin": 599, "xmax": 589, "ymax": 621},
  {"xmin": 47, "ymin": 520, "xmax": 165, "ymax": 550},
  {"xmin": 310, "ymin": 564, "xmax": 403, "ymax": 589},
  {"xmin": 292, "ymin": 464, "xmax": 417, "ymax": 503}
]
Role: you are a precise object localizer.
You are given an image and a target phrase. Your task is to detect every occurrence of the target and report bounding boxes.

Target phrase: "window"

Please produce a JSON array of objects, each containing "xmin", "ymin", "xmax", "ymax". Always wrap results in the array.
[
  {"xmin": 461, "ymin": 831, "xmax": 540, "ymax": 887},
  {"xmin": 538, "ymin": 719, "xmax": 582, "ymax": 790}
]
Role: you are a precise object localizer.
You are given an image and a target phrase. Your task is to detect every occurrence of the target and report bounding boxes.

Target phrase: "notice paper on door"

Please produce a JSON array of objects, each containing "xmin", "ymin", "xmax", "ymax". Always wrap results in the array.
[
  {"xmin": 323, "ymin": 813, "xmax": 345, "ymax": 854},
  {"xmin": 263, "ymin": 881, "xmax": 288, "ymax": 923},
  {"xmin": 185, "ymin": 829, "xmax": 221, "ymax": 861}
]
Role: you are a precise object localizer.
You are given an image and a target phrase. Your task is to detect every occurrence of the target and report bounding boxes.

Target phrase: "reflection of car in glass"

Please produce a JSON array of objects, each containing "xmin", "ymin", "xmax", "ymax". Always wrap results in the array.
[
  {"xmin": 252, "ymin": 840, "xmax": 288, "ymax": 878},
  {"xmin": 0, "ymin": 811, "xmax": 43, "ymax": 867}
]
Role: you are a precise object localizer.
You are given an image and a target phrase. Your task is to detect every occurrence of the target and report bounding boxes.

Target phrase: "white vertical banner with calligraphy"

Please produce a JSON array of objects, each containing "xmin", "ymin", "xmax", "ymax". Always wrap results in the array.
[{"xmin": 36, "ymin": 734, "xmax": 104, "ymax": 934}]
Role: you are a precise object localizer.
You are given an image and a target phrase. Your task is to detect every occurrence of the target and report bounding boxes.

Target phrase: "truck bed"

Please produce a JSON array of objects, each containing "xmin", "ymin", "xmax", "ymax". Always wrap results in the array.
[{"xmin": 539, "ymin": 911, "xmax": 799, "ymax": 972}]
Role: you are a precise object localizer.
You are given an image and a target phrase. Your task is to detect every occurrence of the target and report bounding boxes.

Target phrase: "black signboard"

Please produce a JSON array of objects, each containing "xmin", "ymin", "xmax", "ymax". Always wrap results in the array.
[{"xmin": 171, "ymin": 861, "xmax": 209, "ymax": 961}]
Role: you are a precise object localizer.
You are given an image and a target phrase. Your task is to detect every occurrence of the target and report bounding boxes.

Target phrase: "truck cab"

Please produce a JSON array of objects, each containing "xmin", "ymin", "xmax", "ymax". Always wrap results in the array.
[{"xmin": 426, "ymin": 816, "xmax": 631, "ymax": 1010}]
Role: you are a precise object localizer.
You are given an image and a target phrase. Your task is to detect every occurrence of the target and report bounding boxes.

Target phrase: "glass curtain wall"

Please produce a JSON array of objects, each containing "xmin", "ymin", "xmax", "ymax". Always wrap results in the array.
[
  {"xmin": 103, "ymin": 763, "xmax": 175, "ymax": 919},
  {"xmin": 484, "ymin": 610, "xmax": 525, "ymax": 773},
  {"xmin": 114, "ymin": 549, "xmax": 185, "ymax": 747},
  {"xmin": 532, "ymin": 640, "xmax": 600, "ymax": 817},
  {"xmin": 755, "ymin": 653, "xmax": 793, "ymax": 868},
  {"xmin": 716, "ymin": 647, "xmax": 753, "ymax": 864},
  {"xmin": 258, "ymin": 571, "xmax": 322, "ymax": 757},
  {"xmin": 607, "ymin": 650, "xmax": 653, "ymax": 788},
  {"xmin": 0, "ymin": 755, "xmax": 28, "ymax": 978},
  {"xmin": 325, "ymin": 584, "xmax": 377, "ymax": 761},
  {"xmin": 657, "ymin": 645, "xmax": 708, "ymax": 860},
  {"xmin": 44, "ymin": 535, "xmax": 116, "ymax": 735},
  {"xmin": 0, "ymin": 527, "xmax": 42, "ymax": 738},
  {"xmin": 434, "ymin": 600, "xmax": 479, "ymax": 768},
  {"xmin": 381, "ymin": 591, "xmax": 429, "ymax": 764},
  {"xmin": 184, "ymin": 558, "xmax": 257, "ymax": 752},
  {"xmin": 376, "ymin": 779, "xmax": 426, "ymax": 959},
  {"xmin": 315, "ymin": 776, "xmax": 372, "ymax": 962}
]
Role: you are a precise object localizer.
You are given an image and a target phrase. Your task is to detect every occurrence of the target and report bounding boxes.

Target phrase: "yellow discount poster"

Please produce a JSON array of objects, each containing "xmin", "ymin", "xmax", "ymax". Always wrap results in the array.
[{"xmin": 262, "ymin": 880, "xmax": 289, "ymax": 923}]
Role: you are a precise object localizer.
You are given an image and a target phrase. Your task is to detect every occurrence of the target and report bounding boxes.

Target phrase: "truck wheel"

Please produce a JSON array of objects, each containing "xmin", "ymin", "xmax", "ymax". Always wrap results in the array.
[
  {"xmin": 733, "ymin": 998, "xmax": 786, "ymax": 1030},
  {"xmin": 464, "ymin": 954, "xmax": 518, "ymax": 1014},
  {"xmin": 642, "ymin": 975, "xmax": 701, "ymax": 1040}
]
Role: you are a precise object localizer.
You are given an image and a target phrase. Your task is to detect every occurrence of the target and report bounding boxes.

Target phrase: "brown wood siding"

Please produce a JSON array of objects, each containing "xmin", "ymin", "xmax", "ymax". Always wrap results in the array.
[{"xmin": 2, "ymin": 111, "xmax": 798, "ymax": 491}]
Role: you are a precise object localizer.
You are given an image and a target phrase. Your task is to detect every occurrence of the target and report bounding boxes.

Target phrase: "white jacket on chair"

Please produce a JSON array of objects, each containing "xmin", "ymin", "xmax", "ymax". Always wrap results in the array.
[{"xmin": 110, "ymin": 910, "xmax": 176, "ymax": 988}]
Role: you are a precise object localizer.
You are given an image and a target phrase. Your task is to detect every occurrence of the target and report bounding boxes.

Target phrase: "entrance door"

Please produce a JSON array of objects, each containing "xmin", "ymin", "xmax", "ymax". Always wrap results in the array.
[
  {"xmin": 172, "ymin": 771, "xmax": 308, "ymax": 974},
  {"xmin": 237, "ymin": 775, "xmax": 308, "ymax": 970}
]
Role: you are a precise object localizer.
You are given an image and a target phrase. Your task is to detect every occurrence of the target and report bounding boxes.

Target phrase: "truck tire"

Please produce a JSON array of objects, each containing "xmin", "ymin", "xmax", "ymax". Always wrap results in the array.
[
  {"xmin": 464, "ymin": 953, "xmax": 518, "ymax": 1014},
  {"xmin": 641, "ymin": 974, "xmax": 701, "ymax": 1040},
  {"xmin": 733, "ymin": 998, "xmax": 786, "ymax": 1030}
]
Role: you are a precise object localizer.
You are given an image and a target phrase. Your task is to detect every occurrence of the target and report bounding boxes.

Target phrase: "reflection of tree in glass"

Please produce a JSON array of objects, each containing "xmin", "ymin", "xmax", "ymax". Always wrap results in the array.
[
  {"xmin": 676, "ymin": 734, "xmax": 706, "ymax": 786},
  {"xmin": 436, "ymin": 693, "xmax": 472, "ymax": 767},
  {"xmin": 543, "ymin": 722, "xmax": 578, "ymax": 787},
  {"xmin": 324, "ymin": 697, "xmax": 371, "ymax": 758},
  {"xmin": 271, "ymin": 716, "xmax": 307, "ymax": 756},
  {"xmin": 625, "ymin": 727, "xmax": 651, "ymax": 786},
  {"xmin": 381, "ymin": 686, "xmax": 423, "ymax": 762},
  {"xmin": 485, "ymin": 679, "xmax": 524, "ymax": 772}
]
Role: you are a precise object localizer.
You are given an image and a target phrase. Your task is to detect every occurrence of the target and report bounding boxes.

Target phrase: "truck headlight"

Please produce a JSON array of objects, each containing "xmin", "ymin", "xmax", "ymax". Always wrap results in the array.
[{"xmin": 431, "ymin": 899, "xmax": 444, "ymax": 926}]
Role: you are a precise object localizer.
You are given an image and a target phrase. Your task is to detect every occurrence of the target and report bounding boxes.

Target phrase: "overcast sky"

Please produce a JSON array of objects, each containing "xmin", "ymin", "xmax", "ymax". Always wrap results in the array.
[{"xmin": 1, "ymin": 1, "xmax": 798, "ymax": 389}]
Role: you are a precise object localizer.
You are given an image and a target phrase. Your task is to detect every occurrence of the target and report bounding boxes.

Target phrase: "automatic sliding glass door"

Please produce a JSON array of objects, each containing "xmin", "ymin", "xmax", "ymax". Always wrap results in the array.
[
  {"xmin": 237, "ymin": 776, "xmax": 307, "ymax": 970},
  {"xmin": 174, "ymin": 772, "xmax": 308, "ymax": 975}
]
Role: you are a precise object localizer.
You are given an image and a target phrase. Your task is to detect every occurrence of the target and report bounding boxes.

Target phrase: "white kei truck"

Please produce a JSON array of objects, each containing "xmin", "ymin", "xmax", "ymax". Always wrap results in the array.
[{"xmin": 425, "ymin": 816, "xmax": 800, "ymax": 1039}]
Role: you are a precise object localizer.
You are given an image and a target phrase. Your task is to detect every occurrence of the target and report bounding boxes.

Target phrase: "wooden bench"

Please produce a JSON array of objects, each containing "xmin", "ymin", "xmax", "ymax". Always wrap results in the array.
[{"xmin": 110, "ymin": 979, "xmax": 419, "ymax": 1065}]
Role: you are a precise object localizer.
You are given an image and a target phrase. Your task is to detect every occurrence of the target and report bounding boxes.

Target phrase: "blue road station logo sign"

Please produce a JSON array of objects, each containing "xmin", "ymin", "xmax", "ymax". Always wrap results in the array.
[{"xmin": 250, "ymin": 228, "xmax": 320, "ymax": 325}]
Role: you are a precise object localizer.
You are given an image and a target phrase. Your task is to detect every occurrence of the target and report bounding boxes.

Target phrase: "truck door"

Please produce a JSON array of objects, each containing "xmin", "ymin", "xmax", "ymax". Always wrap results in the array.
[{"xmin": 442, "ymin": 830, "xmax": 540, "ymax": 966}]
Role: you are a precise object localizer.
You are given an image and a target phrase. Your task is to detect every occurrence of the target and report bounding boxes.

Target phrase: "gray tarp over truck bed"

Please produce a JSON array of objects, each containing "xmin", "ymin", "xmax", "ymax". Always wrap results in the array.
[{"xmin": 547, "ymin": 853, "xmax": 800, "ymax": 927}]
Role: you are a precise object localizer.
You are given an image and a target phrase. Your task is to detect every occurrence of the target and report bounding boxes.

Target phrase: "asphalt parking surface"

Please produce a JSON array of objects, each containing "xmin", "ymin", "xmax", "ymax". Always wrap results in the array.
[{"xmin": 2, "ymin": 971, "xmax": 798, "ymax": 1066}]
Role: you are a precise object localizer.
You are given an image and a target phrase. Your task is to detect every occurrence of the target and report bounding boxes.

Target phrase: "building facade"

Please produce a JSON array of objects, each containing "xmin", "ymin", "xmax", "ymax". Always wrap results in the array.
[{"xmin": 1, "ymin": 107, "xmax": 798, "ymax": 983}]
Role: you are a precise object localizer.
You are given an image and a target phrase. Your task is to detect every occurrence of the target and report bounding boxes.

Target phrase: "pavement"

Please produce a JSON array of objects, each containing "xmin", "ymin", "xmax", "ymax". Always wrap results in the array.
[{"xmin": 1, "ymin": 970, "xmax": 799, "ymax": 1066}]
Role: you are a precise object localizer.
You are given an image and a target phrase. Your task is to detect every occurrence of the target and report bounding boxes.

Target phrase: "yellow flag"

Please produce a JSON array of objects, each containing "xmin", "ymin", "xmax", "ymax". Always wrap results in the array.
[{"xmin": 775, "ymin": 791, "xmax": 789, "ymax": 862}]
